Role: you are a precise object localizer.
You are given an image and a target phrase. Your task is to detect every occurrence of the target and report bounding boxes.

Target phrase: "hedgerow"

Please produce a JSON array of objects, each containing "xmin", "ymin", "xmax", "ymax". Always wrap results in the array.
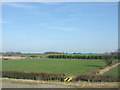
[
  {"xmin": 1, "ymin": 71, "xmax": 66, "ymax": 81},
  {"xmin": 75, "ymin": 74, "xmax": 119, "ymax": 82},
  {"xmin": 48, "ymin": 54, "xmax": 119, "ymax": 59}
]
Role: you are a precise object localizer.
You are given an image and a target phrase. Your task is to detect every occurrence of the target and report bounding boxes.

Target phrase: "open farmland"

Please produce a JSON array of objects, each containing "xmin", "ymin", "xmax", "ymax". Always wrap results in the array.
[
  {"xmin": 2, "ymin": 53, "xmax": 106, "ymax": 58},
  {"xmin": 2, "ymin": 59, "xmax": 105, "ymax": 76},
  {"xmin": 104, "ymin": 64, "xmax": 119, "ymax": 77}
]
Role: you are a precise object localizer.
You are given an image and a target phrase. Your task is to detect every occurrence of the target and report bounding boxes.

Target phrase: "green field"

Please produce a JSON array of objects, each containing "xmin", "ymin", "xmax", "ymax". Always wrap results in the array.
[
  {"xmin": 2, "ymin": 59, "xmax": 105, "ymax": 76},
  {"xmin": 2, "ymin": 53, "xmax": 105, "ymax": 58},
  {"xmin": 104, "ymin": 64, "xmax": 119, "ymax": 76}
]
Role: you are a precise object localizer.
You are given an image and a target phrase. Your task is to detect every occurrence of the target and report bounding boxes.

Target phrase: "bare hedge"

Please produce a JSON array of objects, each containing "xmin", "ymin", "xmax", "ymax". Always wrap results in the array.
[
  {"xmin": 75, "ymin": 74, "xmax": 119, "ymax": 82},
  {"xmin": 1, "ymin": 71, "xmax": 66, "ymax": 81}
]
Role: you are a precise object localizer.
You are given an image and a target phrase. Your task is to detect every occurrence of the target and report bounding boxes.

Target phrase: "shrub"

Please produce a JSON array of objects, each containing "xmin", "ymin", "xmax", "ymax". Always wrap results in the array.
[
  {"xmin": 75, "ymin": 74, "xmax": 119, "ymax": 82},
  {"xmin": 3, "ymin": 58, "xmax": 9, "ymax": 60},
  {"xmin": 1, "ymin": 71, "xmax": 66, "ymax": 81},
  {"xmin": 102, "ymin": 54, "xmax": 114, "ymax": 66},
  {"xmin": 75, "ymin": 68, "xmax": 119, "ymax": 82}
]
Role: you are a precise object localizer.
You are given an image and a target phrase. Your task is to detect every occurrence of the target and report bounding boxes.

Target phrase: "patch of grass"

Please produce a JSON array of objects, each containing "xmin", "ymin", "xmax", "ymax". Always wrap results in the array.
[
  {"xmin": 2, "ymin": 59, "xmax": 105, "ymax": 76},
  {"xmin": 104, "ymin": 64, "xmax": 119, "ymax": 77}
]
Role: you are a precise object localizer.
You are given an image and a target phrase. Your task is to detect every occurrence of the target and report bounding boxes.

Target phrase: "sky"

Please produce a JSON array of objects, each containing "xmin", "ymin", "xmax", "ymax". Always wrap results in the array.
[{"xmin": 2, "ymin": 2, "xmax": 118, "ymax": 53}]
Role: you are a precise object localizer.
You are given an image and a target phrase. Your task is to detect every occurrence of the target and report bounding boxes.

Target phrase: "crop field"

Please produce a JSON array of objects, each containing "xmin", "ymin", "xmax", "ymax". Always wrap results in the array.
[
  {"xmin": 2, "ymin": 59, "xmax": 106, "ymax": 76},
  {"xmin": 104, "ymin": 64, "xmax": 119, "ymax": 76}
]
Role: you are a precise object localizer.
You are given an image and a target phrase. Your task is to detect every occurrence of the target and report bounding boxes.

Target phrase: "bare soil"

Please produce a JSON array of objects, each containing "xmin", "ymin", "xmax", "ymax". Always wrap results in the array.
[{"xmin": 0, "ymin": 56, "xmax": 26, "ymax": 60}]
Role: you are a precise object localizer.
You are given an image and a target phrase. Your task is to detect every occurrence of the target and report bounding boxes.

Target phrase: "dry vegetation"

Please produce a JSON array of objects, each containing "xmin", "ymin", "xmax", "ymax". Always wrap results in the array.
[{"xmin": 1, "ymin": 78, "xmax": 119, "ymax": 88}]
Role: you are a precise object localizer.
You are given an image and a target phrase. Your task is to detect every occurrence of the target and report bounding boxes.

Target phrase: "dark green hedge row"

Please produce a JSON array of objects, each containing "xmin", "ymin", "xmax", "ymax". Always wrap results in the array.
[
  {"xmin": 1, "ymin": 71, "xmax": 66, "ymax": 81},
  {"xmin": 48, "ymin": 55, "xmax": 102, "ymax": 59},
  {"xmin": 48, "ymin": 55, "xmax": 118, "ymax": 59},
  {"xmin": 75, "ymin": 74, "xmax": 119, "ymax": 82}
]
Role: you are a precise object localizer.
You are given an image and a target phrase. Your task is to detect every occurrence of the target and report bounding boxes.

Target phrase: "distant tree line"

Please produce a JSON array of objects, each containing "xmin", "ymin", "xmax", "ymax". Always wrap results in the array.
[{"xmin": 3, "ymin": 52, "xmax": 22, "ymax": 56}]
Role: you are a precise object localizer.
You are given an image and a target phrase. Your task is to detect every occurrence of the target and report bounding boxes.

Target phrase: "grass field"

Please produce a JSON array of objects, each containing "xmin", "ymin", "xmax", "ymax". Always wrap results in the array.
[
  {"xmin": 1, "ymin": 53, "xmax": 105, "ymax": 58},
  {"xmin": 2, "ymin": 59, "xmax": 105, "ymax": 76},
  {"xmin": 104, "ymin": 64, "xmax": 119, "ymax": 76}
]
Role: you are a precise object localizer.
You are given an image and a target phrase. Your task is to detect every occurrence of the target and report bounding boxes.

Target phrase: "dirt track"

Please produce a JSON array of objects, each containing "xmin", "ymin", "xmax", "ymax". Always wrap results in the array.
[
  {"xmin": 2, "ymin": 81, "xmax": 72, "ymax": 88},
  {"xmin": 97, "ymin": 62, "xmax": 120, "ymax": 75},
  {"xmin": 1, "ymin": 78, "xmax": 119, "ymax": 88}
]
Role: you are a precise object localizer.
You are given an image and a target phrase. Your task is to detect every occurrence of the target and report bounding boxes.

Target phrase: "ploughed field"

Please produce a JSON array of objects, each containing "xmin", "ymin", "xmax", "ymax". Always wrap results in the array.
[{"xmin": 2, "ymin": 59, "xmax": 105, "ymax": 76}]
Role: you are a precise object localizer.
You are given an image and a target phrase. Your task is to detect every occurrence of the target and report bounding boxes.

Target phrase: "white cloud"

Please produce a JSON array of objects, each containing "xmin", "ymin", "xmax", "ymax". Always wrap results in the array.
[
  {"xmin": 3, "ymin": 2, "xmax": 35, "ymax": 9},
  {"xmin": 49, "ymin": 26, "xmax": 78, "ymax": 31}
]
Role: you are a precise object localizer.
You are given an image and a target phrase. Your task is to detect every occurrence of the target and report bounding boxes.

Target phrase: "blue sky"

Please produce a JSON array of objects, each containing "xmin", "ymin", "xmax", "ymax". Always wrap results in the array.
[{"xmin": 2, "ymin": 2, "xmax": 118, "ymax": 53}]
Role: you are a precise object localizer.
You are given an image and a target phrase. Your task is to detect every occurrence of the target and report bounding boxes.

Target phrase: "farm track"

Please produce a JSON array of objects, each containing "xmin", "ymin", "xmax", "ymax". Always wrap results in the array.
[
  {"xmin": 2, "ymin": 82, "xmax": 72, "ymax": 88},
  {"xmin": 97, "ymin": 62, "xmax": 120, "ymax": 75},
  {"xmin": 0, "ymin": 78, "xmax": 119, "ymax": 88}
]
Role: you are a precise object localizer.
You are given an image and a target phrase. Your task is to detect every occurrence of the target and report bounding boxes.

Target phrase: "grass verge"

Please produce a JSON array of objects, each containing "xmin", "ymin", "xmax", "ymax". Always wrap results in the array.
[{"xmin": 1, "ymin": 78, "xmax": 119, "ymax": 88}]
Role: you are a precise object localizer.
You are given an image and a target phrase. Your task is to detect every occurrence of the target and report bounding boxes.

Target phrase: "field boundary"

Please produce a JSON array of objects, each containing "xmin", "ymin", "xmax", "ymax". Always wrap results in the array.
[
  {"xmin": 1, "ymin": 70, "xmax": 66, "ymax": 81},
  {"xmin": 97, "ymin": 62, "xmax": 120, "ymax": 75},
  {"xmin": 1, "ymin": 78, "xmax": 119, "ymax": 88}
]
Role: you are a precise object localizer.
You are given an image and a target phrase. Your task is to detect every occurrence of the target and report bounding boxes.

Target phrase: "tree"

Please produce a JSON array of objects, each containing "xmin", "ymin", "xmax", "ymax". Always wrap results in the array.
[{"xmin": 103, "ymin": 53, "xmax": 113, "ymax": 66}]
